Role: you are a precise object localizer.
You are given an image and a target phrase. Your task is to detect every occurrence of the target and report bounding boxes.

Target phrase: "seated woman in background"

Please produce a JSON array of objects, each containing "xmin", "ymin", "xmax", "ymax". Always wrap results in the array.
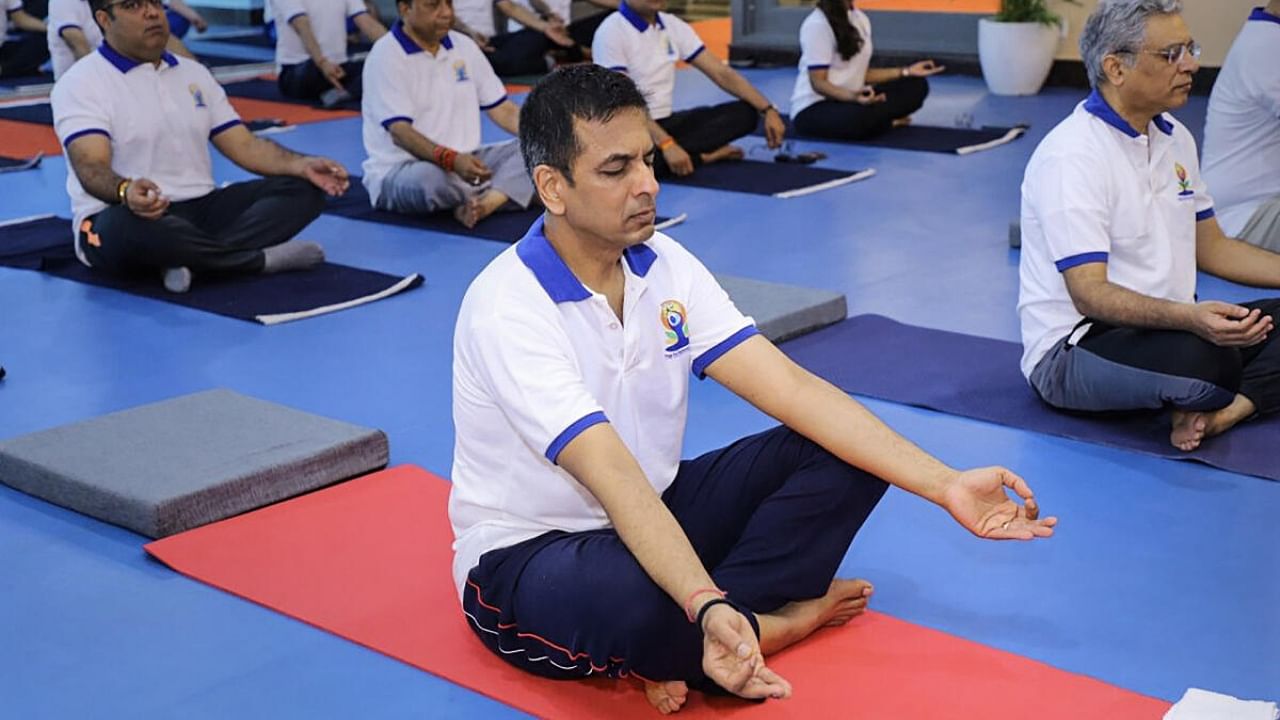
[{"xmin": 790, "ymin": 0, "xmax": 944, "ymax": 140}]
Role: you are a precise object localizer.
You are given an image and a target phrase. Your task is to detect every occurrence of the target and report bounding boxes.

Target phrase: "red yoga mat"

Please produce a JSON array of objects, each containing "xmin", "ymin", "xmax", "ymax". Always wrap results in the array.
[{"xmin": 145, "ymin": 465, "xmax": 1172, "ymax": 719}]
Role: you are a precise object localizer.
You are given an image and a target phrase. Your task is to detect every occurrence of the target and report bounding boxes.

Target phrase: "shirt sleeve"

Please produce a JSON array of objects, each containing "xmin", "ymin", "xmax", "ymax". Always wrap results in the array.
[
  {"xmin": 52, "ymin": 71, "xmax": 113, "ymax": 150},
  {"xmin": 49, "ymin": 0, "xmax": 82, "ymax": 36},
  {"xmin": 666, "ymin": 15, "xmax": 704, "ymax": 63},
  {"xmin": 362, "ymin": 45, "xmax": 415, "ymax": 129},
  {"xmin": 467, "ymin": 39, "xmax": 506, "ymax": 109},
  {"xmin": 591, "ymin": 16, "xmax": 628, "ymax": 71},
  {"xmin": 344, "ymin": 0, "xmax": 366, "ymax": 19},
  {"xmin": 1187, "ymin": 141, "xmax": 1216, "ymax": 221},
  {"xmin": 198, "ymin": 66, "xmax": 243, "ymax": 137},
  {"xmin": 273, "ymin": 0, "xmax": 305, "ymax": 25},
  {"xmin": 657, "ymin": 239, "xmax": 758, "ymax": 378},
  {"xmin": 798, "ymin": 13, "xmax": 835, "ymax": 69},
  {"xmin": 1024, "ymin": 150, "xmax": 1114, "ymax": 271},
  {"xmin": 6, "ymin": 0, "xmax": 24, "ymax": 13},
  {"xmin": 463, "ymin": 303, "xmax": 608, "ymax": 464}
]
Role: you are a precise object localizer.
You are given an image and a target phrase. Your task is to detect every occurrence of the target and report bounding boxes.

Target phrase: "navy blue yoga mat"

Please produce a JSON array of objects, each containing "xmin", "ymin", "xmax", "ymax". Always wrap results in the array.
[
  {"xmin": 0, "ymin": 154, "xmax": 41, "ymax": 173},
  {"xmin": 0, "ymin": 103, "xmax": 52, "ymax": 125},
  {"xmin": 0, "ymin": 216, "xmax": 423, "ymax": 324},
  {"xmin": 756, "ymin": 122, "xmax": 1027, "ymax": 155},
  {"xmin": 662, "ymin": 159, "xmax": 874, "ymax": 198},
  {"xmin": 326, "ymin": 179, "xmax": 681, "ymax": 242},
  {"xmin": 222, "ymin": 78, "xmax": 359, "ymax": 110},
  {"xmin": 781, "ymin": 314, "xmax": 1280, "ymax": 482},
  {"xmin": 0, "ymin": 71, "xmax": 54, "ymax": 89}
]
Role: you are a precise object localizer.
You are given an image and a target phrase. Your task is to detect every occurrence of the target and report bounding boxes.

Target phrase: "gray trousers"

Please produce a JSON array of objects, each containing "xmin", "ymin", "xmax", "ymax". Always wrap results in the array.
[
  {"xmin": 376, "ymin": 140, "xmax": 535, "ymax": 215},
  {"xmin": 1030, "ymin": 299, "xmax": 1280, "ymax": 417},
  {"xmin": 1237, "ymin": 195, "xmax": 1280, "ymax": 253}
]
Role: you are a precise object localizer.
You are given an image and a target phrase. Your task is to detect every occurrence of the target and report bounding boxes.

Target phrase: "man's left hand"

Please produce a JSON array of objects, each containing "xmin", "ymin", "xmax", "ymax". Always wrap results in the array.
[
  {"xmin": 941, "ymin": 467, "xmax": 1057, "ymax": 540},
  {"xmin": 299, "ymin": 157, "xmax": 350, "ymax": 196},
  {"xmin": 762, "ymin": 108, "xmax": 785, "ymax": 149}
]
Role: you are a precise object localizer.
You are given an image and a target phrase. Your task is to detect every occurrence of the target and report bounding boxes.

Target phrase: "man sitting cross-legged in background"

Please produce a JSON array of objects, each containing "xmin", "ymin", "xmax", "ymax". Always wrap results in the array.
[
  {"xmin": 503, "ymin": 0, "xmax": 618, "ymax": 64},
  {"xmin": 1201, "ymin": 0, "xmax": 1280, "ymax": 252},
  {"xmin": 1019, "ymin": 0, "xmax": 1280, "ymax": 451},
  {"xmin": 52, "ymin": 0, "xmax": 350, "ymax": 293},
  {"xmin": 451, "ymin": 0, "xmax": 572, "ymax": 78},
  {"xmin": 592, "ymin": 0, "xmax": 785, "ymax": 177},
  {"xmin": 0, "ymin": 0, "xmax": 49, "ymax": 79},
  {"xmin": 274, "ymin": 0, "xmax": 387, "ymax": 104},
  {"xmin": 361, "ymin": 0, "xmax": 534, "ymax": 228},
  {"xmin": 452, "ymin": 65, "xmax": 1055, "ymax": 714},
  {"xmin": 47, "ymin": 0, "xmax": 102, "ymax": 79}
]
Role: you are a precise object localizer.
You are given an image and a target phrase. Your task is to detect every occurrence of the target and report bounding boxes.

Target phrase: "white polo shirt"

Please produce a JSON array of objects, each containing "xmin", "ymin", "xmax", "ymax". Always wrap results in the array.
[
  {"xmin": 47, "ymin": 0, "xmax": 103, "ymax": 80},
  {"xmin": 790, "ymin": 7, "xmax": 873, "ymax": 118},
  {"xmin": 450, "ymin": 217, "xmax": 758, "ymax": 599},
  {"xmin": 272, "ymin": 0, "xmax": 367, "ymax": 69},
  {"xmin": 453, "ymin": 0, "xmax": 497, "ymax": 39},
  {"xmin": 592, "ymin": 2, "xmax": 705, "ymax": 120},
  {"xmin": 1, "ymin": 0, "xmax": 22, "ymax": 42},
  {"xmin": 51, "ymin": 44, "xmax": 242, "ymax": 265},
  {"xmin": 503, "ymin": 0, "xmax": 569, "ymax": 34},
  {"xmin": 1202, "ymin": 7, "xmax": 1280, "ymax": 237},
  {"xmin": 360, "ymin": 24, "xmax": 506, "ymax": 206},
  {"xmin": 1018, "ymin": 90, "xmax": 1214, "ymax": 378}
]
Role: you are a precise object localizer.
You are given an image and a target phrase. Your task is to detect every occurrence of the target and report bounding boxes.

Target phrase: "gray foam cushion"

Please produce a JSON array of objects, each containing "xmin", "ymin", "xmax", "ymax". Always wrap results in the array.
[
  {"xmin": 0, "ymin": 389, "xmax": 389, "ymax": 538},
  {"xmin": 716, "ymin": 274, "xmax": 847, "ymax": 343}
]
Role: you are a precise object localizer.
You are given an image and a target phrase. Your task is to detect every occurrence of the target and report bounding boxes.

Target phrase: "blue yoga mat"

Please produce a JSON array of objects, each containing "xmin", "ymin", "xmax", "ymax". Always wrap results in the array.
[
  {"xmin": 781, "ymin": 314, "xmax": 1280, "ymax": 482},
  {"xmin": 662, "ymin": 159, "xmax": 874, "ymax": 198},
  {"xmin": 0, "ymin": 216, "xmax": 423, "ymax": 325},
  {"xmin": 755, "ymin": 122, "xmax": 1027, "ymax": 155},
  {"xmin": 222, "ymin": 78, "xmax": 359, "ymax": 110},
  {"xmin": 326, "ymin": 179, "xmax": 682, "ymax": 242}
]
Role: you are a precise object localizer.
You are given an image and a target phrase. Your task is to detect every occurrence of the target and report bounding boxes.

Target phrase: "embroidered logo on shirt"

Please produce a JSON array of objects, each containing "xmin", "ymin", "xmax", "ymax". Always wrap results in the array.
[
  {"xmin": 453, "ymin": 60, "xmax": 469, "ymax": 82},
  {"xmin": 665, "ymin": 38, "xmax": 674, "ymax": 57},
  {"xmin": 660, "ymin": 300, "xmax": 690, "ymax": 353},
  {"xmin": 1174, "ymin": 162, "xmax": 1194, "ymax": 198},
  {"xmin": 189, "ymin": 84, "xmax": 207, "ymax": 108}
]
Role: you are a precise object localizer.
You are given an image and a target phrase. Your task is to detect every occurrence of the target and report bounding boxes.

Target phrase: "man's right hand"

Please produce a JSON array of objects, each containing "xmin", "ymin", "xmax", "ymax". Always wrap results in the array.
[
  {"xmin": 700, "ymin": 603, "xmax": 791, "ymax": 701},
  {"xmin": 125, "ymin": 178, "xmax": 169, "ymax": 220},
  {"xmin": 453, "ymin": 153, "xmax": 493, "ymax": 186},
  {"xmin": 662, "ymin": 141, "xmax": 694, "ymax": 176},
  {"xmin": 1187, "ymin": 301, "xmax": 1273, "ymax": 347},
  {"xmin": 318, "ymin": 58, "xmax": 346, "ymax": 91}
]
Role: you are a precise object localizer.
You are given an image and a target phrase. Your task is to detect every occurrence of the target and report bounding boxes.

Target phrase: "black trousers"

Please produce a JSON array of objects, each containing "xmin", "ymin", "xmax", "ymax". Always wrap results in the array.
[
  {"xmin": 793, "ymin": 76, "xmax": 930, "ymax": 141},
  {"xmin": 462, "ymin": 425, "xmax": 888, "ymax": 684},
  {"xmin": 0, "ymin": 32, "xmax": 51, "ymax": 79},
  {"xmin": 485, "ymin": 28, "xmax": 551, "ymax": 77},
  {"xmin": 1031, "ymin": 299, "xmax": 1280, "ymax": 416},
  {"xmin": 80, "ymin": 177, "xmax": 325, "ymax": 278},
  {"xmin": 277, "ymin": 59, "xmax": 365, "ymax": 102},
  {"xmin": 654, "ymin": 100, "xmax": 758, "ymax": 177}
]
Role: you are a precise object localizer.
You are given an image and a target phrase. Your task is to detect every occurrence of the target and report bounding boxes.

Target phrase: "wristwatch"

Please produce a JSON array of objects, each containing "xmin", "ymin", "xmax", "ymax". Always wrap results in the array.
[{"xmin": 759, "ymin": 103, "xmax": 779, "ymax": 116}]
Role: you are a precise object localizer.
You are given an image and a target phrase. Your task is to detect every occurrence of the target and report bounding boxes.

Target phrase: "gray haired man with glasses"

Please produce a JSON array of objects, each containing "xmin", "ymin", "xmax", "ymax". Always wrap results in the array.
[{"xmin": 1017, "ymin": 0, "xmax": 1280, "ymax": 452}]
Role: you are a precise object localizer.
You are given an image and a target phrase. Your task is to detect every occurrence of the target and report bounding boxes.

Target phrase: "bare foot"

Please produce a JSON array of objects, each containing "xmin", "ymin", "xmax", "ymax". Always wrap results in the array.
[
  {"xmin": 892, "ymin": 115, "xmax": 913, "ymax": 128},
  {"xmin": 454, "ymin": 190, "xmax": 510, "ymax": 229},
  {"xmin": 757, "ymin": 578, "xmax": 873, "ymax": 656},
  {"xmin": 1170, "ymin": 394, "xmax": 1256, "ymax": 451},
  {"xmin": 700, "ymin": 145, "xmax": 745, "ymax": 165},
  {"xmin": 643, "ymin": 680, "xmax": 689, "ymax": 715}
]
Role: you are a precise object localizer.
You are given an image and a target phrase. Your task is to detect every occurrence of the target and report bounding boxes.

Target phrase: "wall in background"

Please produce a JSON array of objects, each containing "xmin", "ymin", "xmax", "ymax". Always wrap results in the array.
[{"xmin": 1053, "ymin": 0, "xmax": 1255, "ymax": 65}]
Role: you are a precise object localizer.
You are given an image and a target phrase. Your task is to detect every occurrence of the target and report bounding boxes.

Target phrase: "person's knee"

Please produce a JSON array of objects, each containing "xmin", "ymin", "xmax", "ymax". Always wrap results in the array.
[
  {"xmin": 265, "ymin": 175, "xmax": 327, "ymax": 215},
  {"xmin": 1162, "ymin": 342, "xmax": 1242, "ymax": 410},
  {"xmin": 727, "ymin": 100, "xmax": 760, "ymax": 137}
]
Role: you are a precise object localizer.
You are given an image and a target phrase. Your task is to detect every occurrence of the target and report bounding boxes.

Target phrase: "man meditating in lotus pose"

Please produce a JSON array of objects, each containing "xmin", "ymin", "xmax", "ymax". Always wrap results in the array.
[
  {"xmin": 53, "ymin": 0, "xmax": 349, "ymax": 292},
  {"xmin": 1019, "ymin": 0, "xmax": 1280, "ymax": 451},
  {"xmin": 361, "ymin": 0, "xmax": 535, "ymax": 228},
  {"xmin": 450, "ymin": 64, "xmax": 1056, "ymax": 714}
]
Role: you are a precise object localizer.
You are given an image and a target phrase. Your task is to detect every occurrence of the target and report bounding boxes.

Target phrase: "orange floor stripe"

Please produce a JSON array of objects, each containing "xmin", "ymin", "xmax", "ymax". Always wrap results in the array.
[
  {"xmin": 689, "ymin": 17, "xmax": 730, "ymax": 62},
  {"xmin": 0, "ymin": 119, "xmax": 63, "ymax": 158}
]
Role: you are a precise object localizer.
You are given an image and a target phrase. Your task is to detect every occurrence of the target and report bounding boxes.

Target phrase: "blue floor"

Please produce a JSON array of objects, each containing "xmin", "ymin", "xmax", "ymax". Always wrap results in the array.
[{"xmin": 1, "ymin": 70, "xmax": 1277, "ymax": 717}]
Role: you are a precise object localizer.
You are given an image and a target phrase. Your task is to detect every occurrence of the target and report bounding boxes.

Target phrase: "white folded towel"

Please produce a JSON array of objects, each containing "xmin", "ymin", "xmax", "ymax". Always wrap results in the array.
[{"xmin": 1164, "ymin": 688, "xmax": 1279, "ymax": 720}]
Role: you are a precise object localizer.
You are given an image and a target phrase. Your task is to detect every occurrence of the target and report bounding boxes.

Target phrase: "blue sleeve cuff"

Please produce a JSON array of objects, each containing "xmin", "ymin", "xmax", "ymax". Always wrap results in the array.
[
  {"xmin": 209, "ymin": 119, "xmax": 243, "ymax": 138},
  {"xmin": 806, "ymin": 63, "xmax": 830, "ymax": 70},
  {"xmin": 57, "ymin": 23, "xmax": 81, "ymax": 36},
  {"xmin": 606, "ymin": 65, "xmax": 627, "ymax": 72},
  {"xmin": 1195, "ymin": 207, "xmax": 1215, "ymax": 222},
  {"xmin": 546, "ymin": 411, "xmax": 609, "ymax": 463},
  {"xmin": 381, "ymin": 115, "xmax": 412, "ymax": 129},
  {"xmin": 692, "ymin": 325, "xmax": 760, "ymax": 379},
  {"xmin": 1054, "ymin": 252, "xmax": 1109, "ymax": 272},
  {"xmin": 62, "ymin": 127, "xmax": 110, "ymax": 148},
  {"xmin": 479, "ymin": 94, "xmax": 507, "ymax": 111},
  {"xmin": 684, "ymin": 45, "xmax": 705, "ymax": 63},
  {"xmin": 286, "ymin": 11, "xmax": 306, "ymax": 23}
]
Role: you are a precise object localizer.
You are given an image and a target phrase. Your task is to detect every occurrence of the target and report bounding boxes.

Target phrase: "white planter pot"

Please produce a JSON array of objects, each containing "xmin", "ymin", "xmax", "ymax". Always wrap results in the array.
[{"xmin": 978, "ymin": 18, "xmax": 1061, "ymax": 96}]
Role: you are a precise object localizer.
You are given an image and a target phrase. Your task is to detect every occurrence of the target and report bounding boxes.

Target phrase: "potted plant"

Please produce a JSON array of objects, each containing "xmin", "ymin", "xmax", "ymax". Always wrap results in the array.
[{"xmin": 979, "ymin": 0, "xmax": 1077, "ymax": 96}]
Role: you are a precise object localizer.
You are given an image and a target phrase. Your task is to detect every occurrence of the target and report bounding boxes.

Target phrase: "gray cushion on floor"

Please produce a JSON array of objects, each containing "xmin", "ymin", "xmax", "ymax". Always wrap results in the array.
[
  {"xmin": 716, "ymin": 274, "xmax": 847, "ymax": 343},
  {"xmin": 0, "ymin": 389, "xmax": 389, "ymax": 538}
]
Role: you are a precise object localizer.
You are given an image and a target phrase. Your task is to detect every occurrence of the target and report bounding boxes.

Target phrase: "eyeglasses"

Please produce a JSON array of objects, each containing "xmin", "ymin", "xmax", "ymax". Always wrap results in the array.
[
  {"xmin": 1120, "ymin": 40, "xmax": 1202, "ymax": 65},
  {"xmin": 103, "ymin": 0, "xmax": 165, "ymax": 13}
]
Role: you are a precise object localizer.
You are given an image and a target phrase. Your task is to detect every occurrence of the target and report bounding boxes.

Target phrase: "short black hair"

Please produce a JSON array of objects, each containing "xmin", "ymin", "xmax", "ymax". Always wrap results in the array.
[
  {"xmin": 519, "ymin": 64, "xmax": 649, "ymax": 184},
  {"xmin": 88, "ymin": 0, "xmax": 111, "ymax": 16}
]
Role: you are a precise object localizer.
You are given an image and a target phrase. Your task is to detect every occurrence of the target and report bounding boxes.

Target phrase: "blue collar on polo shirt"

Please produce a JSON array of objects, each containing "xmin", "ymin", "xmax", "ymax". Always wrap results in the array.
[
  {"xmin": 99, "ymin": 42, "xmax": 178, "ymax": 73},
  {"xmin": 390, "ymin": 21, "xmax": 452, "ymax": 54},
  {"xmin": 1248, "ymin": 6, "xmax": 1280, "ymax": 24},
  {"xmin": 619, "ymin": 1, "xmax": 664, "ymax": 31},
  {"xmin": 517, "ymin": 215, "xmax": 659, "ymax": 303},
  {"xmin": 1083, "ymin": 88, "xmax": 1174, "ymax": 138}
]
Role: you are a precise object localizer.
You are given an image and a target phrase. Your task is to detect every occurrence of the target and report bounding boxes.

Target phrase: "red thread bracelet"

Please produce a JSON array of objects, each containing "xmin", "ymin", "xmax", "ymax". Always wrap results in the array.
[{"xmin": 683, "ymin": 587, "xmax": 726, "ymax": 623}]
